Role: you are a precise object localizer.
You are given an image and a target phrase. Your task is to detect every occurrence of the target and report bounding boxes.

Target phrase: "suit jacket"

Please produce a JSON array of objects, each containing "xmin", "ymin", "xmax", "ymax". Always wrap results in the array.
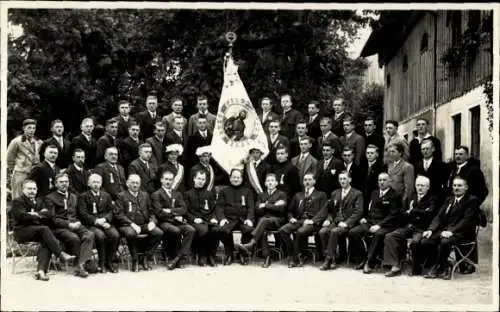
[
  {"xmin": 445, "ymin": 160, "xmax": 488, "ymax": 205},
  {"xmin": 216, "ymin": 185, "xmax": 255, "ymax": 222},
  {"xmin": 29, "ymin": 161, "xmax": 60, "ymax": 198},
  {"xmin": 414, "ymin": 158, "xmax": 447, "ymax": 199},
  {"xmin": 128, "ymin": 159, "xmax": 158, "ymax": 194},
  {"xmin": 184, "ymin": 130, "xmax": 213, "ymax": 167},
  {"xmin": 11, "ymin": 195, "xmax": 49, "ymax": 229},
  {"xmin": 331, "ymin": 112, "xmax": 346, "ymax": 137},
  {"xmin": 115, "ymin": 190, "xmax": 155, "ymax": 226},
  {"xmin": 94, "ymin": 162, "xmax": 127, "ymax": 200},
  {"xmin": 280, "ymin": 108, "xmax": 303, "ymax": 138},
  {"xmin": 77, "ymin": 190, "xmax": 115, "ymax": 226},
  {"xmin": 145, "ymin": 136, "xmax": 167, "ymax": 167},
  {"xmin": 151, "ymin": 187, "xmax": 188, "ymax": 224},
  {"xmin": 45, "ymin": 191, "xmax": 79, "ymax": 228},
  {"xmin": 187, "ymin": 112, "xmax": 216, "ymax": 137},
  {"xmin": 116, "ymin": 115, "xmax": 137, "ymax": 139},
  {"xmin": 360, "ymin": 159, "xmax": 387, "ymax": 201},
  {"xmin": 96, "ymin": 133, "xmax": 117, "ymax": 164},
  {"xmin": 71, "ymin": 133, "xmax": 97, "ymax": 168},
  {"xmin": 402, "ymin": 193, "xmax": 438, "ymax": 230},
  {"xmin": 162, "ymin": 113, "xmax": 187, "ymax": 131},
  {"xmin": 340, "ymin": 132, "xmax": 366, "ymax": 166},
  {"xmin": 165, "ymin": 129, "xmax": 186, "ymax": 146},
  {"xmin": 136, "ymin": 110, "xmax": 162, "ymax": 140},
  {"xmin": 291, "ymin": 153, "xmax": 318, "ymax": 182},
  {"xmin": 157, "ymin": 160, "xmax": 185, "ymax": 192},
  {"xmin": 387, "ymin": 160, "xmax": 414, "ymax": 202},
  {"xmin": 409, "ymin": 136, "xmax": 442, "ymax": 164},
  {"xmin": 366, "ymin": 188, "xmax": 402, "ymax": 228},
  {"xmin": 66, "ymin": 164, "xmax": 90, "ymax": 195},
  {"xmin": 428, "ymin": 194, "xmax": 480, "ymax": 240},
  {"xmin": 184, "ymin": 188, "xmax": 217, "ymax": 222},
  {"xmin": 314, "ymin": 188, "xmax": 363, "ymax": 228},
  {"xmin": 258, "ymin": 110, "xmax": 280, "ymax": 134},
  {"xmin": 287, "ymin": 189, "xmax": 327, "ymax": 225},
  {"xmin": 315, "ymin": 157, "xmax": 343, "ymax": 197},
  {"xmin": 40, "ymin": 136, "xmax": 72, "ymax": 169},
  {"xmin": 118, "ymin": 136, "xmax": 142, "ymax": 170},
  {"xmin": 255, "ymin": 189, "xmax": 287, "ymax": 219},
  {"xmin": 7, "ymin": 135, "xmax": 43, "ymax": 173},
  {"xmin": 265, "ymin": 134, "xmax": 289, "ymax": 165},
  {"xmin": 316, "ymin": 132, "xmax": 342, "ymax": 160},
  {"xmin": 271, "ymin": 161, "xmax": 301, "ymax": 199},
  {"xmin": 340, "ymin": 162, "xmax": 363, "ymax": 192},
  {"xmin": 306, "ymin": 114, "xmax": 322, "ymax": 141}
]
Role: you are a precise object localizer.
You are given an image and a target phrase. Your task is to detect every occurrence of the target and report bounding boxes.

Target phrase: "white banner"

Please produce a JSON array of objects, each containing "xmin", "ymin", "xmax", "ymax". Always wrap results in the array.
[{"xmin": 211, "ymin": 56, "xmax": 269, "ymax": 174}]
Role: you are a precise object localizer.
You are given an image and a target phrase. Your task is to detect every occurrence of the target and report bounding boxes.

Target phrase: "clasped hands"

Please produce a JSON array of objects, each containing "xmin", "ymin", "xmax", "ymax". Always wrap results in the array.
[{"xmin": 95, "ymin": 218, "xmax": 111, "ymax": 229}]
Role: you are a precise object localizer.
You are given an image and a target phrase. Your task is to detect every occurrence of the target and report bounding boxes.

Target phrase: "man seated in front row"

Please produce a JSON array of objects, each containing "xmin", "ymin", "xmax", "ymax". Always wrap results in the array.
[
  {"xmin": 151, "ymin": 170, "xmax": 196, "ymax": 270},
  {"xmin": 382, "ymin": 175, "xmax": 438, "ymax": 277},
  {"xmin": 11, "ymin": 180, "xmax": 75, "ymax": 281},
  {"xmin": 278, "ymin": 173, "xmax": 327, "ymax": 268},
  {"xmin": 348, "ymin": 172, "xmax": 402, "ymax": 274},
  {"xmin": 418, "ymin": 176, "xmax": 481, "ymax": 280},
  {"xmin": 184, "ymin": 170, "xmax": 219, "ymax": 267},
  {"xmin": 216, "ymin": 168, "xmax": 255, "ymax": 266},
  {"xmin": 45, "ymin": 173, "xmax": 95, "ymax": 278},
  {"xmin": 241, "ymin": 173, "xmax": 288, "ymax": 268},
  {"xmin": 317, "ymin": 171, "xmax": 363, "ymax": 270},
  {"xmin": 115, "ymin": 174, "xmax": 164, "ymax": 272},
  {"xmin": 77, "ymin": 173, "xmax": 119, "ymax": 273}
]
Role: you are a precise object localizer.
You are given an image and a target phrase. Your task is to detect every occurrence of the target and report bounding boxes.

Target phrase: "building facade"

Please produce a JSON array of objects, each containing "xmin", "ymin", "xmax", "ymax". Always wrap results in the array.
[{"xmin": 361, "ymin": 10, "xmax": 493, "ymax": 213}]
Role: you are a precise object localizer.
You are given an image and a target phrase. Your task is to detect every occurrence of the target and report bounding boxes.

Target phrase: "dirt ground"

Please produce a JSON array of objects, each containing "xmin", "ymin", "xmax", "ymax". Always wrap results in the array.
[{"xmin": 1, "ymin": 225, "xmax": 495, "ymax": 310}]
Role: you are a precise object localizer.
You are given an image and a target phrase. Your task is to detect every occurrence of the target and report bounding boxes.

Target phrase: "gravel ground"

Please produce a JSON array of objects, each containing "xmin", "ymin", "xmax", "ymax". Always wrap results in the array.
[{"xmin": 1, "ymin": 225, "xmax": 495, "ymax": 310}]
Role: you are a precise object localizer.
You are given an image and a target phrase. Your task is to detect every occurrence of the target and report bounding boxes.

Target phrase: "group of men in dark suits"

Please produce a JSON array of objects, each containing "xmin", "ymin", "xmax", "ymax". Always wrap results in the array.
[{"xmin": 8, "ymin": 92, "xmax": 489, "ymax": 282}]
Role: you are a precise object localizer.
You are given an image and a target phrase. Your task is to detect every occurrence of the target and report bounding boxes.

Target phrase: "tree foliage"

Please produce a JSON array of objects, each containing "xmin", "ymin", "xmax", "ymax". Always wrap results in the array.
[{"xmin": 8, "ymin": 9, "xmax": 375, "ymax": 138}]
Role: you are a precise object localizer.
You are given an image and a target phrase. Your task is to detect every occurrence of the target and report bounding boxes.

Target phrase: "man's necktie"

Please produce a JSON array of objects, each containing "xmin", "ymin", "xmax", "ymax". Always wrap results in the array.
[
  {"xmin": 445, "ymin": 199, "xmax": 456, "ymax": 214},
  {"xmin": 254, "ymin": 162, "xmax": 258, "ymax": 169}
]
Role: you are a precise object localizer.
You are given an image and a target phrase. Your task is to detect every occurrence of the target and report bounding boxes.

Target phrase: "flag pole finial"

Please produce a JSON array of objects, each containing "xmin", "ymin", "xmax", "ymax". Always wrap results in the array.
[{"xmin": 224, "ymin": 32, "xmax": 237, "ymax": 68}]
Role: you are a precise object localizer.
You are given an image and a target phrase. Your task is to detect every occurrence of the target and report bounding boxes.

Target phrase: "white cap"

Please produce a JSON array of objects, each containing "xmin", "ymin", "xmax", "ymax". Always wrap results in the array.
[
  {"xmin": 196, "ymin": 145, "xmax": 212, "ymax": 156},
  {"xmin": 165, "ymin": 144, "xmax": 184, "ymax": 155}
]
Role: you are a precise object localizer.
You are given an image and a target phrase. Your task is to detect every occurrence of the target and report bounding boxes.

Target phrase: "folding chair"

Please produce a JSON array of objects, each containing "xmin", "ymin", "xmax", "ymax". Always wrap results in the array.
[
  {"xmin": 450, "ymin": 226, "xmax": 480, "ymax": 279},
  {"xmin": 7, "ymin": 231, "xmax": 39, "ymax": 274},
  {"xmin": 251, "ymin": 230, "xmax": 284, "ymax": 263},
  {"xmin": 117, "ymin": 235, "xmax": 159, "ymax": 270}
]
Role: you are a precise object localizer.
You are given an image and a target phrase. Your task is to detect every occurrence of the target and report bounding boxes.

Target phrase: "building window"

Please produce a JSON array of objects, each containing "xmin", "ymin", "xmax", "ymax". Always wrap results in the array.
[
  {"xmin": 420, "ymin": 33, "xmax": 429, "ymax": 52},
  {"xmin": 386, "ymin": 74, "xmax": 391, "ymax": 88},
  {"xmin": 470, "ymin": 106, "xmax": 480, "ymax": 158},
  {"xmin": 451, "ymin": 11, "xmax": 462, "ymax": 46},
  {"xmin": 402, "ymin": 54, "xmax": 408, "ymax": 73},
  {"xmin": 453, "ymin": 113, "xmax": 462, "ymax": 149}
]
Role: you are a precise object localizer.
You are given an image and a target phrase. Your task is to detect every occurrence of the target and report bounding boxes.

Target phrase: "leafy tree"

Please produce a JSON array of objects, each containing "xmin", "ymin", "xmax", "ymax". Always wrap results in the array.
[{"xmin": 8, "ymin": 9, "xmax": 375, "ymax": 139}]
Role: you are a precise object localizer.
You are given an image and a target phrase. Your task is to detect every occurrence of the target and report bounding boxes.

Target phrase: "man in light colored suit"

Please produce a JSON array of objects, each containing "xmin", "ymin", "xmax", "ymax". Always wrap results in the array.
[
  {"xmin": 387, "ymin": 142, "xmax": 415, "ymax": 202},
  {"xmin": 7, "ymin": 119, "xmax": 43, "ymax": 199},
  {"xmin": 384, "ymin": 120, "xmax": 409, "ymax": 163},
  {"xmin": 187, "ymin": 95, "xmax": 216, "ymax": 137},
  {"xmin": 340, "ymin": 116, "xmax": 365, "ymax": 166},
  {"xmin": 291, "ymin": 136, "xmax": 318, "ymax": 183},
  {"xmin": 162, "ymin": 97, "xmax": 187, "ymax": 131}
]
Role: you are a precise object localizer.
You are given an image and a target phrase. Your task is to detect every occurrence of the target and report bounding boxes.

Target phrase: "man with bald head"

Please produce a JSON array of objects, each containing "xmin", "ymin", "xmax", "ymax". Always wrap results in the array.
[
  {"xmin": 94, "ymin": 147, "xmax": 127, "ymax": 201},
  {"xmin": 383, "ymin": 175, "xmax": 438, "ymax": 277},
  {"xmin": 115, "ymin": 174, "xmax": 163, "ymax": 272}
]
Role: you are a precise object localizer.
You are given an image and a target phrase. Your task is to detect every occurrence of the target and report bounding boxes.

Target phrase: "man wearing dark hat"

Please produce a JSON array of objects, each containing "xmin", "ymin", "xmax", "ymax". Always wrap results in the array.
[{"xmin": 7, "ymin": 118, "xmax": 43, "ymax": 199}]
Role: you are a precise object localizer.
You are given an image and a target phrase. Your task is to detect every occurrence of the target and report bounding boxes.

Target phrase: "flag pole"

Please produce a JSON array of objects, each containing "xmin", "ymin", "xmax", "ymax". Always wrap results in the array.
[{"xmin": 224, "ymin": 32, "xmax": 237, "ymax": 69}]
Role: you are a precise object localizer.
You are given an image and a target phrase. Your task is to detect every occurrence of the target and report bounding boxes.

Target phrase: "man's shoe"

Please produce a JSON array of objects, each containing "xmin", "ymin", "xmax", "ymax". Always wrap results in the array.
[
  {"xmin": 223, "ymin": 255, "xmax": 233, "ymax": 266},
  {"xmin": 461, "ymin": 264, "xmax": 476, "ymax": 275},
  {"xmin": 34, "ymin": 271, "xmax": 49, "ymax": 281},
  {"xmin": 105, "ymin": 263, "xmax": 118, "ymax": 273},
  {"xmin": 74, "ymin": 266, "xmax": 89, "ymax": 278},
  {"xmin": 441, "ymin": 267, "xmax": 452, "ymax": 280},
  {"xmin": 96, "ymin": 266, "xmax": 104, "ymax": 274},
  {"xmin": 132, "ymin": 261, "xmax": 139, "ymax": 272},
  {"xmin": 59, "ymin": 251, "xmax": 76, "ymax": 263},
  {"xmin": 297, "ymin": 256, "xmax": 305, "ymax": 267},
  {"xmin": 320, "ymin": 258, "xmax": 332, "ymax": 271},
  {"xmin": 262, "ymin": 256, "xmax": 271, "ymax": 268},
  {"xmin": 239, "ymin": 253, "xmax": 249, "ymax": 265},
  {"xmin": 409, "ymin": 266, "xmax": 422, "ymax": 276},
  {"xmin": 384, "ymin": 267, "xmax": 402, "ymax": 277},
  {"xmin": 330, "ymin": 262, "xmax": 338, "ymax": 270},
  {"xmin": 207, "ymin": 256, "xmax": 217, "ymax": 267},
  {"xmin": 287, "ymin": 258, "xmax": 297, "ymax": 268},
  {"xmin": 167, "ymin": 256, "xmax": 181, "ymax": 270},
  {"xmin": 197, "ymin": 257, "xmax": 206, "ymax": 267},
  {"xmin": 424, "ymin": 267, "xmax": 439, "ymax": 279},
  {"xmin": 355, "ymin": 262, "xmax": 365, "ymax": 270}
]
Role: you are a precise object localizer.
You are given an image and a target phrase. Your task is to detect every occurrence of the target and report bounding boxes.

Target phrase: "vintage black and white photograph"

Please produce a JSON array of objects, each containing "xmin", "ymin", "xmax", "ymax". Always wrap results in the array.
[{"xmin": 0, "ymin": 3, "xmax": 498, "ymax": 310}]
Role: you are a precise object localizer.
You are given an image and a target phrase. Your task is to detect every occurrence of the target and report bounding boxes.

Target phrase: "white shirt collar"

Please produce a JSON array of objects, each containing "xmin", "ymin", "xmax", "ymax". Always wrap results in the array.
[
  {"xmin": 309, "ymin": 114, "xmax": 318, "ymax": 121},
  {"xmin": 268, "ymin": 188, "xmax": 276, "ymax": 196},
  {"xmin": 457, "ymin": 161, "xmax": 468, "ymax": 170},
  {"xmin": 174, "ymin": 129, "xmax": 183, "ymax": 136},
  {"xmin": 199, "ymin": 130, "xmax": 208, "ymax": 136},
  {"xmin": 129, "ymin": 190, "xmax": 139, "ymax": 198},
  {"xmin": 417, "ymin": 133, "xmax": 432, "ymax": 142},
  {"xmin": 455, "ymin": 195, "xmax": 464, "ymax": 203},
  {"xmin": 74, "ymin": 163, "xmax": 83, "ymax": 171},
  {"xmin": 344, "ymin": 162, "xmax": 352, "ymax": 170},
  {"xmin": 140, "ymin": 159, "xmax": 149, "ymax": 165},
  {"xmin": 45, "ymin": 160, "xmax": 56, "ymax": 169},
  {"xmin": 423, "ymin": 157, "xmax": 433, "ymax": 165},
  {"xmin": 368, "ymin": 160, "xmax": 376, "ymax": 167},
  {"xmin": 380, "ymin": 188, "xmax": 389, "ymax": 197},
  {"xmin": 342, "ymin": 187, "xmax": 351, "ymax": 195},
  {"xmin": 346, "ymin": 131, "xmax": 353, "ymax": 138},
  {"xmin": 305, "ymin": 187, "xmax": 315, "ymax": 196},
  {"xmin": 83, "ymin": 133, "xmax": 92, "ymax": 141},
  {"xmin": 270, "ymin": 133, "xmax": 278, "ymax": 141},
  {"xmin": 162, "ymin": 187, "xmax": 172, "ymax": 195},
  {"xmin": 323, "ymin": 131, "xmax": 332, "ymax": 138}
]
